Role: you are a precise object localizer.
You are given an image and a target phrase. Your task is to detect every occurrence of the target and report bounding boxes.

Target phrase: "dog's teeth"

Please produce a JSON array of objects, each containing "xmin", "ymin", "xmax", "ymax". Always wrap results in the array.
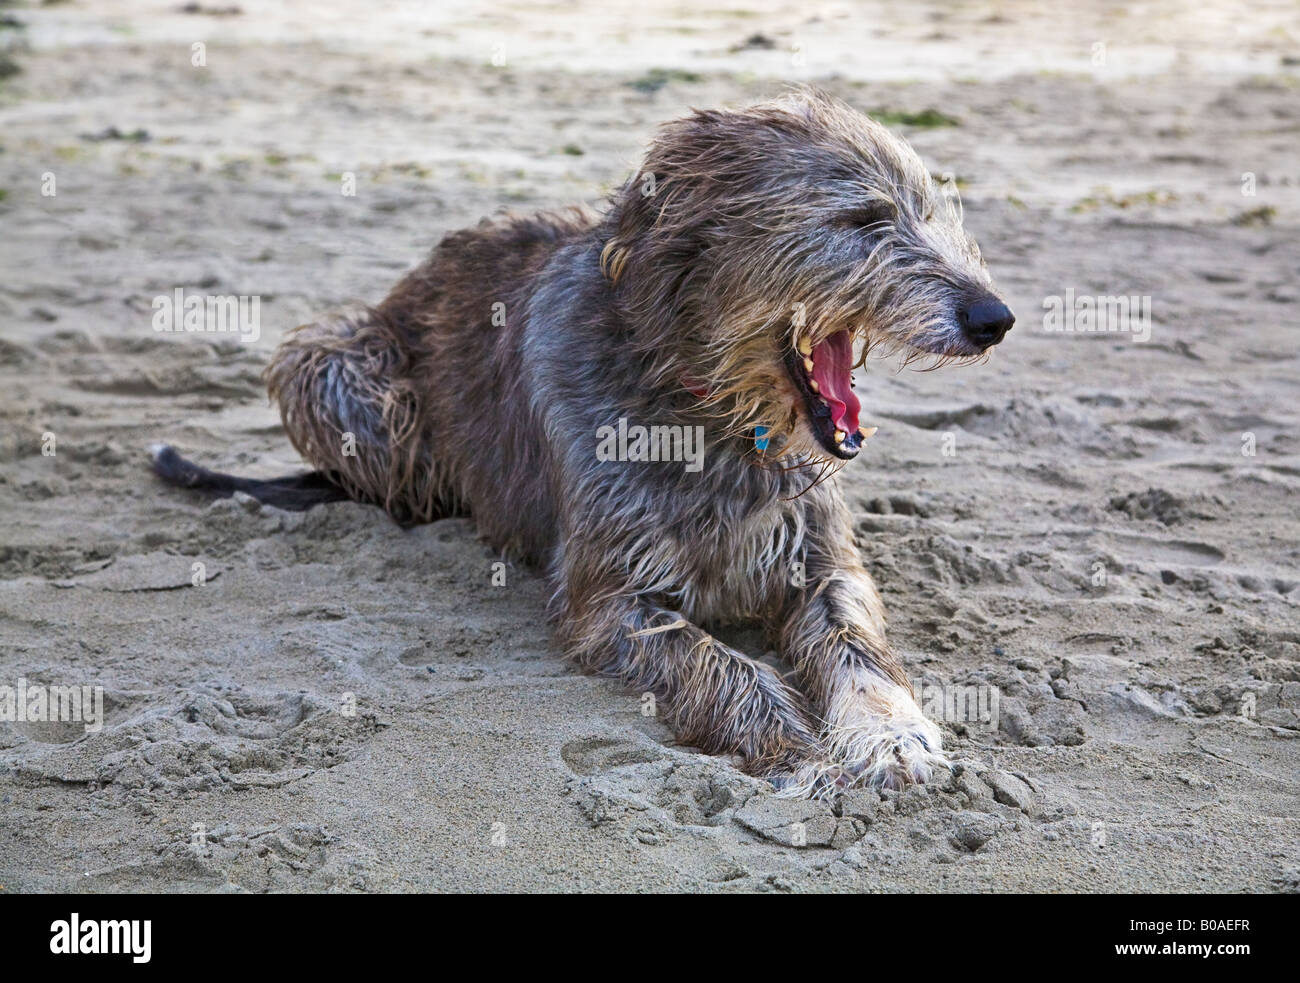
[
  {"xmin": 797, "ymin": 337, "xmax": 812, "ymax": 356},
  {"xmin": 803, "ymin": 357, "xmax": 814, "ymax": 373},
  {"xmin": 859, "ymin": 426, "xmax": 878, "ymax": 440},
  {"xmin": 834, "ymin": 429, "xmax": 845, "ymax": 444},
  {"xmin": 809, "ymin": 379, "xmax": 820, "ymax": 393}
]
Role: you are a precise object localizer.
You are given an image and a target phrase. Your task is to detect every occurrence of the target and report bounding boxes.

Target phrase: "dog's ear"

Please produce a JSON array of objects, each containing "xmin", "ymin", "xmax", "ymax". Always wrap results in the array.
[
  {"xmin": 601, "ymin": 109, "xmax": 733, "ymax": 286},
  {"xmin": 600, "ymin": 172, "xmax": 656, "ymax": 284}
]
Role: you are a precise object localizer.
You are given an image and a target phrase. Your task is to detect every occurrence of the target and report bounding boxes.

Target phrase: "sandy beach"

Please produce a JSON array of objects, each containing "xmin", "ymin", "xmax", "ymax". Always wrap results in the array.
[{"xmin": 1, "ymin": 0, "xmax": 1298, "ymax": 892}]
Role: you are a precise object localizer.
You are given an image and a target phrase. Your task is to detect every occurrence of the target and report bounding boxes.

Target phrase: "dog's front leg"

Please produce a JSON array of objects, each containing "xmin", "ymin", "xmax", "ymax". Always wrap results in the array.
[
  {"xmin": 781, "ymin": 558, "xmax": 946, "ymax": 790},
  {"xmin": 556, "ymin": 593, "xmax": 827, "ymax": 790}
]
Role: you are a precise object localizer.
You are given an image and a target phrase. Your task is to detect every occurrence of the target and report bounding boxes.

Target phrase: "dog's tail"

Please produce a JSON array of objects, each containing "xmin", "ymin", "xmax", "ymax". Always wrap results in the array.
[{"xmin": 149, "ymin": 443, "xmax": 350, "ymax": 511}]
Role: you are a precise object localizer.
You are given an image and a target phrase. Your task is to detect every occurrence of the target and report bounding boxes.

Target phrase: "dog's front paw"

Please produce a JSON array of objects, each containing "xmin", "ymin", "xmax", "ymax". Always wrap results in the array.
[
  {"xmin": 825, "ymin": 682, "xmax": 948, "ymax": 791},
  {"xmin": 830, "ymin": 720, "xmax": 947, "ymax": 790}
]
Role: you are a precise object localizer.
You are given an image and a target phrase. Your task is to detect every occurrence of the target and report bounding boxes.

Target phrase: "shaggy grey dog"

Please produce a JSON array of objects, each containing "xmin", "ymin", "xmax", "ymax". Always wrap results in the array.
[{"xmin": 154, "ymin": 89, "xmax": 1013, "ymax": 794}]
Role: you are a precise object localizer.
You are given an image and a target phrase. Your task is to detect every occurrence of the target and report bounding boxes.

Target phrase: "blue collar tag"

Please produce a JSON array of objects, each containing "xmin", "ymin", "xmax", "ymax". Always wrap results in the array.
[{"xmin": 754, "ymin": 426, "xmax": 770, "ymax": 452}]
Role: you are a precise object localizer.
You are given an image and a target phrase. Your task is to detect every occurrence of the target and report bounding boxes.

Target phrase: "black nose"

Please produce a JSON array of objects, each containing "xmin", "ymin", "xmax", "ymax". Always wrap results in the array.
[{"xmin": 960, "ymin": 297, "xmax": 1014, "ymax": 349}]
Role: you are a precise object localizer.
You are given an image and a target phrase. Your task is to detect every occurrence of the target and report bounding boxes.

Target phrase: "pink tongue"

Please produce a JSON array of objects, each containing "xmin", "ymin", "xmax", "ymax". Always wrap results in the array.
[{"xmin": 810, "ymin": 330, "xmax": 860, "ymax": 434}]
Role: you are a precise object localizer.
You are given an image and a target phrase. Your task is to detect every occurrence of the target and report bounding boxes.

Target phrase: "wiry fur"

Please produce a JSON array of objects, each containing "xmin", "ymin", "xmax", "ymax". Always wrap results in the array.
[{"xmin": 154, "ymin": 89, "xmax": 1010, "ymax": 795}]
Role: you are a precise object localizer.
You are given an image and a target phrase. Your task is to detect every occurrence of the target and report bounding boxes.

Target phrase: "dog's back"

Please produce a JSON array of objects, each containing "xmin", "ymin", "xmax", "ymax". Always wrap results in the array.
[
  {"xmin": 258, "ymin": 209, "xmax": 599, "ymax": 554},
  {"xmin": 383, "ymin": 209, "xmax": 596, "ymax": 327}
]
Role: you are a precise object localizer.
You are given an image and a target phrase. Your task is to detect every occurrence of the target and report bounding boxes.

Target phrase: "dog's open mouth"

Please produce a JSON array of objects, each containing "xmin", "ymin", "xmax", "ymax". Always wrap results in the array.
[{"xmin": 784, "ymin": 329, "xmax": 870, "ymax": 459}]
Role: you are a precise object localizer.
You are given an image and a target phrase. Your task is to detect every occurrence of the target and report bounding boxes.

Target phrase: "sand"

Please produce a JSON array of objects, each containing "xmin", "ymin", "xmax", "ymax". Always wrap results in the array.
[{"xmin": 0, "ymin": 0, "xmax": 1297, "ymax": 892}]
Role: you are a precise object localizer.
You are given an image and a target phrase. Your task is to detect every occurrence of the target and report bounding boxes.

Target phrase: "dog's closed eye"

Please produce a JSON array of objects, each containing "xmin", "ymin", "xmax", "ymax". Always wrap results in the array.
[{"xmin": 836, "ymin": 201, "xmax": 896, "ymax": 232}]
